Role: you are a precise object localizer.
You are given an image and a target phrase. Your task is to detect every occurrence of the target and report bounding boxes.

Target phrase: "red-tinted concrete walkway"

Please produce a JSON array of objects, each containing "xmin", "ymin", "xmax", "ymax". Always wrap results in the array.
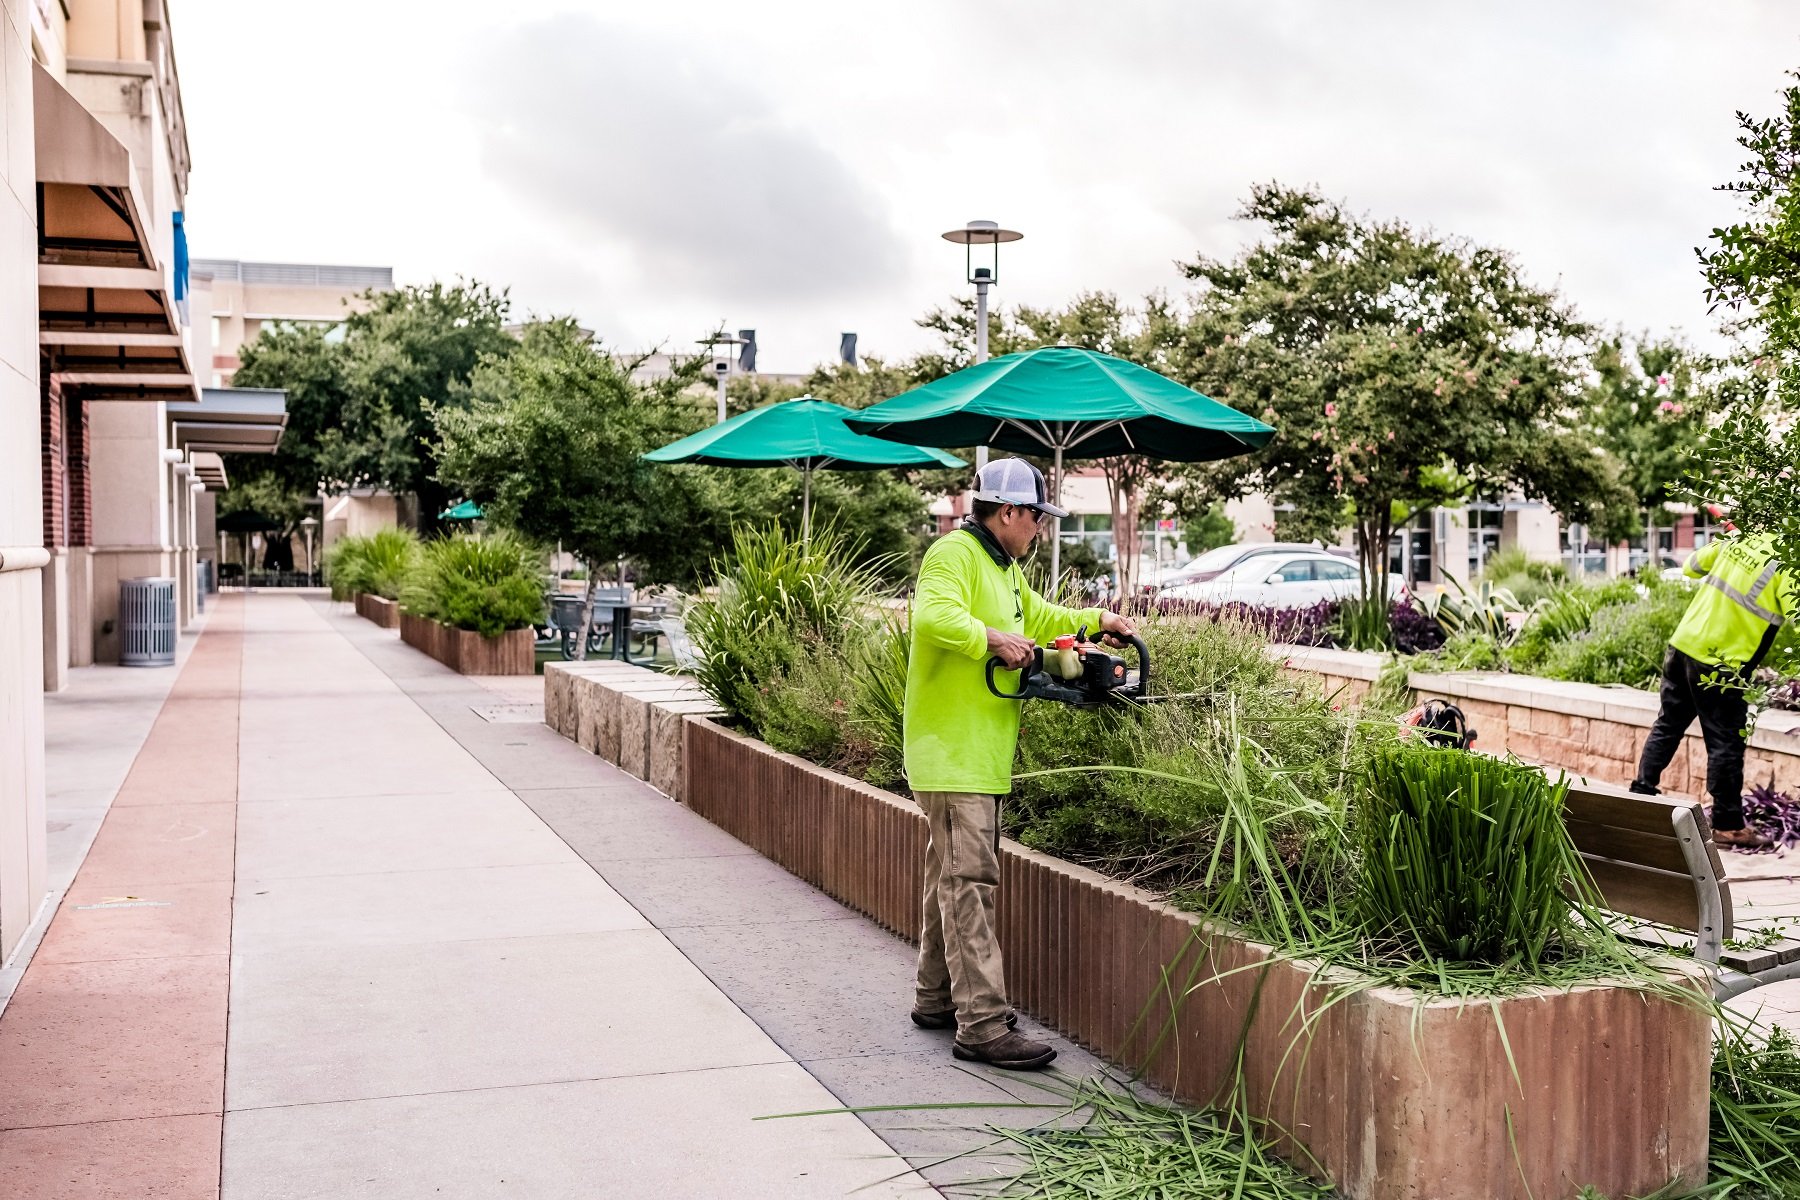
[{"xmin": 0, "ymin": 597, "xmax": 241, "ymax": 1199}]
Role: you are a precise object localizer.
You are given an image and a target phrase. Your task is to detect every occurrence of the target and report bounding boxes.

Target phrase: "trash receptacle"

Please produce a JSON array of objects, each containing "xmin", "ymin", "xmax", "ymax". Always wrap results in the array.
[
  {"xmin": 195, "ymin": 561, "xmax": 206, "ymax": 614},
  {"xmin": 120, "ymin": 577, "xmax": 177, "ymax": 667}
]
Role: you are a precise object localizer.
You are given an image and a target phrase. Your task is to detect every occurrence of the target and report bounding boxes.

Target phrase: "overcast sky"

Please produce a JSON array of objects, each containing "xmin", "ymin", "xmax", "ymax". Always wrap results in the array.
[{"xmin": 174, "ymin": 1, "xmax": 1800, "ymax": 374}]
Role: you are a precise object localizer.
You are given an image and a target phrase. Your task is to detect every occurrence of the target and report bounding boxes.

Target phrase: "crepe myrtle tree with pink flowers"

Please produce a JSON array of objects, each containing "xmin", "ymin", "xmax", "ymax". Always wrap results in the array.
[{"xmin": 1158, "ymin": 183, "xmax": 1637, "ymax": 613}]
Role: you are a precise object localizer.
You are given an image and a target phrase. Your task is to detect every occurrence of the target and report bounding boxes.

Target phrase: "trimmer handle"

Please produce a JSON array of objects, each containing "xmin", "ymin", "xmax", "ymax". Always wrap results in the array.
[
  {"xmin": 1113, "ymin": 632, "xmax": 1150, "ymax": 690},
  {"xmin": 985, "ymin": 646, "xmax": 1044, "ymax": 699}
]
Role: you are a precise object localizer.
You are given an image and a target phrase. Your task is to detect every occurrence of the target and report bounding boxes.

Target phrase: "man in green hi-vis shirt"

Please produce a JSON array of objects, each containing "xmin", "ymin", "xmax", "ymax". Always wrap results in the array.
[{"xmin": 904, "ymin": 458, "xmax": 1136, "ymax": 1070}]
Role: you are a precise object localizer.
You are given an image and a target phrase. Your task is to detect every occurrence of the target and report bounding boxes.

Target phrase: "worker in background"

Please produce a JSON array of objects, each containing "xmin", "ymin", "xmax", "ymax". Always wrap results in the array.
[
  {"xmin": 1631, "ymin": 520, "xmax": 1795, "ymax": 849},
  {"xmin": 904, "ymin": 457, "xmax": 1137, "ymax": 1070}
]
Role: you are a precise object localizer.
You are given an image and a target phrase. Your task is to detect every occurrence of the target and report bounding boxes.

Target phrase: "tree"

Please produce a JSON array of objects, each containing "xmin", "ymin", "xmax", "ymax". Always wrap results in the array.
[
  {"xmin": 1160, "ymin": 184, "xmax": 1634, "ymax": 606},
  {"xmin": 915, "ymin": 292, "xmax": 1176, "ymax": 594},
  {"xmin": 228, "ymin": 280, "xmax": 515, "ymax": 533},
  {"xmin": 1693, "ymin": 76, "xmax": 1800, "ymax": 564},
  {"xmin": 1586, "ymin": 336, "xmax": 1709, "ymax": 546},
  {"xmin": 341, "ymin": 281, "xmax": 516, "ymax": 527},
  {"xmin": 432, "ymin": 320, "xmax": 784, "ymax": 651}
]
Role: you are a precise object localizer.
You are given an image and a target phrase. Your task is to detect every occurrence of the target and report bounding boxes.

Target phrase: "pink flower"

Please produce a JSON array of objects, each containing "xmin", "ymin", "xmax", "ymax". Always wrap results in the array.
[
  {"xmin": 1311, "ymin": 430, "xmax": 1324, "ymax": 441},
  {"xmin": 1352, "ymin": 473, "xmax": 1369, "ymax": 485},
  {"xmin": 1657, "ymin": 374, "xmax": 1672, "ymax": 388},
  {"xmin": 1659, "ymin": 399, "xmax": 1675, "ymax": 412},
  {"xmin": 1672, "ymin": 403, "xmax": 1684, "ymax": 415},
  {"xmin": 1386, "ymin": 430, "xmax": 1395, "ymax": 440},
  {"xmin": 1325, "ymin": 403, "xmax": 1338, "ymax": 418}
]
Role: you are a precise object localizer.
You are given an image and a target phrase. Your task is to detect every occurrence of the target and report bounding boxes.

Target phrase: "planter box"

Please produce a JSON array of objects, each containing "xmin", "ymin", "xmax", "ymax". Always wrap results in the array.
[
  {"xmin": 398, "ymin": 611, "xmax": 534, "ymax": 675},
  {"xmin": 682, "ymin": 716, "xmax": 1710, "ymax": 1200},
  {"xmin": 1273, "ymin": 642, "xmax": 1800, "ymax": 797},
  {"xmin": 353, "ymin": 592, "xmax": 399, "ymax": 628}
]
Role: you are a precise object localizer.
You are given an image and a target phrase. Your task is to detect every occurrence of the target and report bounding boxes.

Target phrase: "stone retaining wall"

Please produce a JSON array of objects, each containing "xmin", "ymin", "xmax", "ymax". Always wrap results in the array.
[
  {"xmin": 1276, "ymin": 643, "xmax": 1800, "ymax": 796},
  {"xmin": 542, "ymin": 660, "xmax": 720, "ymax": 796}
]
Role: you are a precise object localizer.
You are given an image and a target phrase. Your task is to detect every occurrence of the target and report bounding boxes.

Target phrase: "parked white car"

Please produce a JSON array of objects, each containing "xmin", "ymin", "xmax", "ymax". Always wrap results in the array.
[
  {"xmin": 1153, "ymin": 541, "xmax": 1355, "ymax": 592},
  {"xmin": 1159, "ymin": 552, "xmax": 1399, "ymax": 609}
]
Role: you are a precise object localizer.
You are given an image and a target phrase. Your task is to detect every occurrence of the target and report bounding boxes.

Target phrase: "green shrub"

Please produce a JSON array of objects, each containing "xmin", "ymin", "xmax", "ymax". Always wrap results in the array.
[
  {"xmin": 849, "ymin": 618, "xmax": 909, "ymax": 789},
  {"xmin": 1478, "ymin": 547, "xmax": 1570, "ymax": 606},
  {"xmin": 1356, "ymin": 745, "xmax": 1582, "ymax": 967},
  {"xmin": 686, "ymin": 524, "xmax": 892, "ymax": 752},
  {"xmin": 401, "ymin": 532, "xmax": 544, "ymax": 637},
  {"xmin": 1711, "ymin": 1024, "xmax": 1800, "ymax": 1196},
  {"xmin": 1008, "ymin": 614, "xmax": 1394, "ymax": 912},
  {"xmin": 1333, "ymin": 594, "xmax": 1393, "ymax": 651},
  {"xmin": 322, "ymin": 528, "xmax": 422, "ymax": 602},
  {"xmin": 1535, "ymin": 581, "xmax": 1690, "ymax": 690}
]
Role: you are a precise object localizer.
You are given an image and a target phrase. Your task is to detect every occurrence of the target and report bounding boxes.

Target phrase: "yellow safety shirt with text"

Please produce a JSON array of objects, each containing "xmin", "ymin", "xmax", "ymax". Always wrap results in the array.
[{"xmin": 1669, "ymin": 533, "xmax": 1795, "ymax": 670}]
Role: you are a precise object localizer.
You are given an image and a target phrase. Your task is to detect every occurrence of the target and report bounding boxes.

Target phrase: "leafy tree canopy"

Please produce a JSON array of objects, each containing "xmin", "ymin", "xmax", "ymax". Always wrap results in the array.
[
  {"xmin": 432, "ymin": 318, "xmax": 782, "ymax": 588},
  {"xmin": 229, "ymin": 280, "xmax": 515, "ymax": 532},
  {"xmin": 1160, "ymin": 183, "xmax": 1636, "ymax": 592},
  {"xmin": 1693, "ymin": 75, "xmax": 1800, "ymax": 563}
]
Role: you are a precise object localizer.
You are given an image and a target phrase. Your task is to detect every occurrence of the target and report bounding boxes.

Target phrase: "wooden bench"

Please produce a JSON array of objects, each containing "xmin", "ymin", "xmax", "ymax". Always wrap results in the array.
[{"xmin": 1566, "ymin": 780, "xmax": 1800, "ymax": 999}]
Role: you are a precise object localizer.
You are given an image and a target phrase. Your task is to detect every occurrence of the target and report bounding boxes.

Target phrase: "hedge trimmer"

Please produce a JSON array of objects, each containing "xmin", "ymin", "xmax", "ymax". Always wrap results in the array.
[{"xmin": 984, "ymin": 630, "xmax": 1204, "ymax": 709}]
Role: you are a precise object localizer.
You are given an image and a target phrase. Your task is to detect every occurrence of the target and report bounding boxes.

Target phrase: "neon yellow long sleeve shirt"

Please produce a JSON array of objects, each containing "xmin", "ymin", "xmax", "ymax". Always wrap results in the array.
[
  {"xmin": 903, "ymin": 529, "xmax": 1104, "ymax": 795},
  {"xmin": 1669, "ymin": 533, "xmax": 1795, "ymax": 669}
]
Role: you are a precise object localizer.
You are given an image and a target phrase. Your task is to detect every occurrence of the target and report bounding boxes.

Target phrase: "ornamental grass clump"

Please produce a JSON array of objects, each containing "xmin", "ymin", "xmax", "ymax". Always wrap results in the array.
[
  {"xmin": 1356, "ymin": 745, "xmax": 1582, "ymax": 968},
  {"xmin": 322, "ymin": 527, "xmax": 420, "ymax": 602},
  {"xmin": 1710, "ymin": 1023, "xmax": 1800, "ymax": 1198},
  {"xmin": 685, "ymin": 523, "xmax": 892, "ymax": 759},
  {"xmin": 401, "ymin": 531, "xmax": 544, "ymax": 637}
]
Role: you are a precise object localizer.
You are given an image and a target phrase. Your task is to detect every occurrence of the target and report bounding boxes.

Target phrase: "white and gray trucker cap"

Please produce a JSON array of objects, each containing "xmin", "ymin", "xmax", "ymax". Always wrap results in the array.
[{"xmin": 970, "ymin": 457, "xmax": 1069, "ymax": 519}]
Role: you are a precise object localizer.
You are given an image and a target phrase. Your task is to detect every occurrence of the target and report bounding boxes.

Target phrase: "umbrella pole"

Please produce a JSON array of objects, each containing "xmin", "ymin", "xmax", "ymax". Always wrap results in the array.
[
  {"xmin": 802, "ymin": 467, "xmax": 812, "ymax": 548},
  {"xmin": 1050, "ymin": 444, "xmax": 1063, "ymax": 594}
]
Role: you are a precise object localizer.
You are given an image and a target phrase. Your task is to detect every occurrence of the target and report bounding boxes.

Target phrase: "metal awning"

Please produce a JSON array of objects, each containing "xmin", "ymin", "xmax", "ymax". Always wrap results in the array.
[
  {"xmin": 170, "ymin": 387, "xmax": 288, "ymax": 455},
  {"xmin": 188, "ymin": 451, "xmax": 228, "ymax": 491},
  {"xmin": 34, "ymin": 62, "xmax": 196, "ymax": 404}
]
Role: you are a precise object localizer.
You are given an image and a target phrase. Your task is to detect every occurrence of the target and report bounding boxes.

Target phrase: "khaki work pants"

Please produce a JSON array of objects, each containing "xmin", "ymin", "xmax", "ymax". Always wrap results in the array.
[{"xmin": 913, "ymin": 791, "xmax": 1010, "ymax": 1045}]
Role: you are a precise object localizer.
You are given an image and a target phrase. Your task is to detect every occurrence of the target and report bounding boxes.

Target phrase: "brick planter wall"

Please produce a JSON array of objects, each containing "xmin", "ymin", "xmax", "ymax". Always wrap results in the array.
[
  {"xmin": 678, "ymin": 717, "xmax": 1708, "ymax": 1200},
  {"xmin": 353, "ymin": 593, "xmax": 399, "ymax": 628},
  {"xmin": 398, "ymin": 611, "xmax": 533, "ymax": 675},
  {"xmin": 1276, "ymin": 643, "xmax": 1800, "ymax": 796}
]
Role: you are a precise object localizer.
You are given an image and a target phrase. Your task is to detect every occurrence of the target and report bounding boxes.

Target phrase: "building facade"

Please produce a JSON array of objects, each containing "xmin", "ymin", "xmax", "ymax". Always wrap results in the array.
[{"xmin": 189, "ymin": 258, "xmax": 392, "ymax": 387}]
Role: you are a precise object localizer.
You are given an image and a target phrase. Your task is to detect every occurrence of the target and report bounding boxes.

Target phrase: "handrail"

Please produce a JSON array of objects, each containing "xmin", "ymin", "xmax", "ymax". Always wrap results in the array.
[{"xmin": 0, "ymin": 546, "xmax": 49, "ymax": 574}]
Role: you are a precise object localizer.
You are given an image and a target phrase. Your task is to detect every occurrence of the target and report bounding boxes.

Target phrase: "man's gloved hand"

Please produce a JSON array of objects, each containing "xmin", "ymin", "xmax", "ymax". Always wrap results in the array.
[{"xmin": 985, "ymin": 627, "xmax": 1036, "ymax": 669}]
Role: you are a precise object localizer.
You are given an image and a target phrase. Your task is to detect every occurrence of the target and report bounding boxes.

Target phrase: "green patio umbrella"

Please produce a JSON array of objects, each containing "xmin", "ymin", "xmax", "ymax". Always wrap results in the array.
[
  {"xmin": 843, "ymin": 346, "xmax": 1275, "ymax": 581},
  {"xmin": 643, "ymin": 396, "xmax": 964, "ymax": 541},
  {"xmin": 439, "ymin": 500, "xmax": 484, "ymax": 520}
]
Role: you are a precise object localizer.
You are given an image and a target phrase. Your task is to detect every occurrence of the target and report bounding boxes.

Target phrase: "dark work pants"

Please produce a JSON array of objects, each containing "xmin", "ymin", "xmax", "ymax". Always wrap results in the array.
[{"xmin": 1632, "ymin": 649, "xmax": 1751, "ymax": 830}]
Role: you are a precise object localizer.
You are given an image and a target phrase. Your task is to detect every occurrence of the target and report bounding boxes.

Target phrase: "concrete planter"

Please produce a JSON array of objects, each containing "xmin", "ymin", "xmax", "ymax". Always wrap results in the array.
[
  {"xmin": 353, "ymin": 593, "xmax": 399, "ymax": 629},
  {"xmin": 1275, "ymin": 642, "xmax": 1800, "ymax": 797},
  {"xmin": 542, "ymin": 661, "xmax": 719, "ymax": 795},
  {"xmin": 681, "ymin": 716, "xmax": 1710, "ymax": 1200},
  {"xmin": 398, "ymin": 610, "xmax": 533, "ymax": 675}
]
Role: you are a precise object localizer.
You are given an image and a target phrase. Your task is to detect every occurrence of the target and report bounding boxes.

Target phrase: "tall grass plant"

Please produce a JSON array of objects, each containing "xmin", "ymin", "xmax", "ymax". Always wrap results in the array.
[{"xmin": 401, "ymin": 531, "xmax": 544, "ymax": 637}]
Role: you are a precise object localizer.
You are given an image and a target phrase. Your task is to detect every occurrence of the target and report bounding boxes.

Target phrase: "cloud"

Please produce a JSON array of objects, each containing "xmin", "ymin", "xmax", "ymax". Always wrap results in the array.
[{"xmin": 462, "ymin": 15, "xmax": 908, "ymax": 306}]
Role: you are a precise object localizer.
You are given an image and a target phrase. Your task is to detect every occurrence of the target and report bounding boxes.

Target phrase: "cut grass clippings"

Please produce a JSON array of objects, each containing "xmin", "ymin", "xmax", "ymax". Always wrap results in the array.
[{"xmin": 972, "ymin": 1077, "xmax": 1333, "ymax": 1200}]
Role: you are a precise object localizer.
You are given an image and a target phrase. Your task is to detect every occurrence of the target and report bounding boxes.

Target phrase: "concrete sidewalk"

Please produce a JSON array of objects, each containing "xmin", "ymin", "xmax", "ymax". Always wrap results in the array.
[{"xmin": 0, "ymin": 595, "xmax": 939, "ymax": 1197}]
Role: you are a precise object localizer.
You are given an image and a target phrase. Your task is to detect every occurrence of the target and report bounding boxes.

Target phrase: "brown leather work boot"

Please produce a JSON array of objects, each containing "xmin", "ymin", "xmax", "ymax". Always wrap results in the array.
[
  {"xmin": 952, "ymin": 1029, "xmax": 1057, "ymax": 1071},
  {"xmin": 909, "ymin": 1008, "xmax": 1018, "ymax": 1032},
  {"xmin": 1714, "ymin": 826, "xmax": 1776, "ymax": 851}
]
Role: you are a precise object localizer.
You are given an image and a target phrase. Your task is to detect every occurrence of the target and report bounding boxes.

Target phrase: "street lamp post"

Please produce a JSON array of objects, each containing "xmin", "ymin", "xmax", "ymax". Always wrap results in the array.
[
  {"xmin": 300, "ymin": 515, "xmax": 318, "ymax": 583},
  {"xmin": 941, "ymin": 220, "xmax": 1023, "ymax": 474},
  {"xmin": 698, "ymin": 333, "xmax": 749, "ymax": 425}
]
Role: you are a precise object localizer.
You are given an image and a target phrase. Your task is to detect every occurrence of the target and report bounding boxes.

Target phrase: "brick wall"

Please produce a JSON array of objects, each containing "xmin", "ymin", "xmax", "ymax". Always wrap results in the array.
[
  {"xmin": 38, "ymin": 376, "xmax": 63, "ymax": 548},
  {"xmin": 67, "ymin": 393, "xmax": 91, "ymax": 547}
]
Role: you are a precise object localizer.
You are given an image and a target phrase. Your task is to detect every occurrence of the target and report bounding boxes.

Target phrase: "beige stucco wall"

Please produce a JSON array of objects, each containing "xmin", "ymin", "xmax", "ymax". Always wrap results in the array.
[{"xmin": 1, "ymin": 0, "xmax": 49, "ymax": 961}]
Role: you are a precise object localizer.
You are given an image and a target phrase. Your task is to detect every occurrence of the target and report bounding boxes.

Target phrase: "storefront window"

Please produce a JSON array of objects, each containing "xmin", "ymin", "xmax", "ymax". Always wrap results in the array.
[{"xmin": 1467, "ymin": 501, "xmax": 1505, "ymax": 578}]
